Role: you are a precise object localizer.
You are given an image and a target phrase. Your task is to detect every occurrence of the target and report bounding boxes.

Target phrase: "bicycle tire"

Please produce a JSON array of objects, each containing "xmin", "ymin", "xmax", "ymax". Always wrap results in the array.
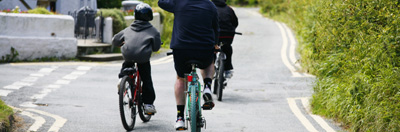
[
  {"xmin": 213, "ymin": 65, "xmax": 219, "ymax": 95},
  {"xmin": 190, "ymin": 85, "xmax": 200, "ymax": 132},
  {"xmin": 217, "ymin": 53, "xmax": 225, "ymax": 101},
  {"xmin": 138, "ymin": 88, "xmax": 152, "ymax": 122},
  {"xmin": 119, "ymin": 76, "xmax": 136, "ymax": 131}
]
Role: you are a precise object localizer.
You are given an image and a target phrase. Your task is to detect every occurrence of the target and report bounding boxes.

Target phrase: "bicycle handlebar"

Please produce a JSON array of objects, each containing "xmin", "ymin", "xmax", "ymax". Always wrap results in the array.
[{"xmin": 166, "ymin": 52, "xmax": 173, "ymax": 56}]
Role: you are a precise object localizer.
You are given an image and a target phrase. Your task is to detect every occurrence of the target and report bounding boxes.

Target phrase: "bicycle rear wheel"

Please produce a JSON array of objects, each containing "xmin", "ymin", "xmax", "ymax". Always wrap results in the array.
[
  {"xmin": 190, "ymin": 85, "xmax": 201, "ymax": 132},
  {"xmin": 138, "ymin": 90, "xmax": 152, "ymax": 122},
  {"xmin": 216, "ymin": 53, "xmax": 225, "ymax": 101},
  {"xmin": 119, "ymin": 76, "xmax": 136, "ymax": 131}
]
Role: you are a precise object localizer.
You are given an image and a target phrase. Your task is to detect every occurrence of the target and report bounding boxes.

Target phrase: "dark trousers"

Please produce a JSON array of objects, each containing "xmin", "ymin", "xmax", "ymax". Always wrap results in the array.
[
  {"xmin": 221, "ymin": 43, "xmax": 233, "ymax": 71},
  {"xmin": 119, "ymin": 61, "xmax": 156, "ymax": 104}
]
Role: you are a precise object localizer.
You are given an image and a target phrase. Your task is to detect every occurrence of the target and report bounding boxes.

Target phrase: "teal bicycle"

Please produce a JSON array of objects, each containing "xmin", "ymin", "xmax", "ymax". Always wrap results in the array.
[{"xmin": 167, "ymin": 52, "xmax": 206, "ymax": 132}]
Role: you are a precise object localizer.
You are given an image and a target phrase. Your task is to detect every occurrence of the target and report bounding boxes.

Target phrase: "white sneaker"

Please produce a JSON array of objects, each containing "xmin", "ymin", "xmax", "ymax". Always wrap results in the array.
[
  {"xmin": 224, "ymin": 70, "xmax": 233, "ymax": 79},
  {"xmin": 175, "ymin": 117, "xmax": 186, "ymax": 130},
  {"xmin": 117, "ymin": 78, "xmax": 122, "ymax": 94},
  {"xmin": 117, "ymin": 78, "xmax": 122, "ymax": 88},
  {"xmin": 144, "ymin": 104, "xmax": 157, "ymax": 114}
]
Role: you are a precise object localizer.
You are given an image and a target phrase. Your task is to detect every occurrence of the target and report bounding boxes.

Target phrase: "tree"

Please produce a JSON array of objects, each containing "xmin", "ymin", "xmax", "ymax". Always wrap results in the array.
[{"xmin": 97, "ymin": 0, "xmax": 122, "ymax": 9}]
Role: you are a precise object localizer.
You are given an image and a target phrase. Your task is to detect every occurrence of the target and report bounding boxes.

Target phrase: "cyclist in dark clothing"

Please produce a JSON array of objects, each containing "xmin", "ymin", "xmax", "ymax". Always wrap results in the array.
[
  {"xmin": 212, "ymin": 0, "xmax": 239, "ymax": 78},
  {"xmin": 158, "ymin": 0, "xmax": 219, "ymax": 130}
]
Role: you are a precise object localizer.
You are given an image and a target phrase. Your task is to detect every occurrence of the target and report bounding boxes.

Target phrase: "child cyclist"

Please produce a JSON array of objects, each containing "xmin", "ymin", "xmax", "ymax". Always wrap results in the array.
[
  {"xmin": 112, "ymin": 3, "xmax": 162, "ymax": 114},
  {"xmin": 212, "ymin": 0, "xmax": 239, "ymax": 78}
]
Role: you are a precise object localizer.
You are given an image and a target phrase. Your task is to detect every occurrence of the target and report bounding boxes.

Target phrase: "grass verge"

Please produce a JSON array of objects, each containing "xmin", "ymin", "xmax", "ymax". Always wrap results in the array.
[
  {"xmin": 0, "ymin": 100, "xmax": 13, "ymax": 131},
  {"xmin": 260, "ymin": 0, "xmax": 400, "ymax": 131}
]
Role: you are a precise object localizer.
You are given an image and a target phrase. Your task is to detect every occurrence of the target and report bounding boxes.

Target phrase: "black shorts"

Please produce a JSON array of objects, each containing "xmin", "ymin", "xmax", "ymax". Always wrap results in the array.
[{"xmin": 173, "ymin": 49, "xmax": 214, "ymax": 78}]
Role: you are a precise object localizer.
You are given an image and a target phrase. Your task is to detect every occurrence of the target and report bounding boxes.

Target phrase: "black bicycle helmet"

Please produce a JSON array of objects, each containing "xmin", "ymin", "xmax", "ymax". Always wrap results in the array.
[{"xmin": 134, "ymin": 3, "xmax": 153, "ymax": 21}]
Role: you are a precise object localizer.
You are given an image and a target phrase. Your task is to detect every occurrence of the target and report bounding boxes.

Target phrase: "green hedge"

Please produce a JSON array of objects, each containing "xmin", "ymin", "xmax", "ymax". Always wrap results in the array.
[
  {"xmin": 261, "ymin": 0, "xmax": 400, "ymax": 131},
  {"xmin": 96, "ymin": 8, "xmax": 127, "ymax": 35}
]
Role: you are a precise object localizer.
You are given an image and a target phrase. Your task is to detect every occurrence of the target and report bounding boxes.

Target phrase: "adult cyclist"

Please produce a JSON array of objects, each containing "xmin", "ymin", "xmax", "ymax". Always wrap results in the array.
[
  {"xmin": 212, "ymin": 0, "xmax": 239, "ymax": 79},
  {"xmin": 158, "ymin": 0, "xmax": 219, "ymax": 130}
]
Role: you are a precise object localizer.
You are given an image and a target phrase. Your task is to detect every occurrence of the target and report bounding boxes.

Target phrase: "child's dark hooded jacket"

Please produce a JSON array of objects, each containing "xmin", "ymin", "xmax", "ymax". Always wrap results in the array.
[
  {"xmin": 112, "ymin": 20, "xmax": 161, "ymax": 63},
  {"xmin": 212, "ymin": 0, "xmax": 238, "ymax": 34}
]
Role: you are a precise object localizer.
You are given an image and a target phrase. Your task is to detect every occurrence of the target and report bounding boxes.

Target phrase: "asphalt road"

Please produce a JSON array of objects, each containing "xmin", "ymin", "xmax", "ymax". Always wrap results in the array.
[{"xmin": 0, "ymin": 8, "xmax": 344, "ymax": 132}]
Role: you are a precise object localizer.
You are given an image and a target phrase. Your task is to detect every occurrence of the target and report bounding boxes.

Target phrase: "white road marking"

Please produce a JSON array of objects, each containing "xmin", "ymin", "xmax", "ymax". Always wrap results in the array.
[
  {"xmin": 301, "ymin": 98, "xmax": 336, "ymax": 132},
  {"xmin": 151, "ymin": 55, "xmax": 173, "ymax": 65},
  {"xmin": 38, "ymin": 67, "xmax": 56, "ymax": 74},
  {"xmin": 47, "ymin": 84, "xmax": 61, "ymax": 89},
  {"xmin": 11, "ymin": 106, "xmax": 67, "ymax": 132},
  {"xmin": 276, "ymin": 22, "xmax": 303, "ymax": 77},
  {"xmin": 0, "ymin": 90, "xmax": 13, "ymax": 96},
  {"xmin": 76, "ymin": 66, "xmax": 92, "ymax": 71},
  {"xmin": 3, "ymin": 85, "xmax": 23, "ymax": 90},
  {"xmin": 20, "ymin": 102, "xmax": 37, "ymax": 108},
  {"xmin": 55, "ymin": 80, "xmax": 70, "ymax": 85},
  {"xmin": 287, "ymin": 98, "xmax": 318, "ymax": 132},
  {"xmin": 62, "ymin": 74, "xmax": 79, "ymax": 80},
  {"xmin": 31, "ymin": 89, "xmax": 53, "ymax": 100},
  {"xmin": 70, "ymin": 71, "xmax": 87, "ymax": 75},
  {"xmin": 12, "ymin": 81, "xmax": 33, "ymax": 86},
  {"xmin": 283, "ymin": 24, "xmax": 302, "ymax": 70},
  {"xmin": 20, "ymin": 111, "xmax": 46, "ymax": 132},
  {"xmin": 26, "ymin": 108, "xmax": 67, "ymax": 132},
  {"xmin": 21, "ymin": 76, "xmax": 39, "ymax": 82},
  {"xmin": 30, "ymin": 73, "xmax": 45, "ymax": 77}
]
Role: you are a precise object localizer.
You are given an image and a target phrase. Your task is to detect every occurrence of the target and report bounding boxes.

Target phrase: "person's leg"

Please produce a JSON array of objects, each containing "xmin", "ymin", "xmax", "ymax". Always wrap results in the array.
[
  {"xmin": 137, "ymin": 61, "xmax": 156, "ymax": 105},
  {"xmin": 200, "ymin": 61, "xmax": 214, "ymax": 88},
  {"xmin": 173, "ymin": 49, "xmax": 189, "ymax": 129},
  {"xmin": 175, "ymin": 77, "xmax": 185, "ymax": 117},
  {"xmin": 221, "ymin": 43, "xmax": 233, "ymax": 70},
  {"xmin": 199, "ymin": 49, "xmax": 215, "ymax": 110}
]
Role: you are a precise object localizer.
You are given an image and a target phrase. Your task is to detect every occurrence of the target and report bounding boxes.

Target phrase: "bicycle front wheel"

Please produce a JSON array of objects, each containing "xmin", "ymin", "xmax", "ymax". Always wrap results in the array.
[{"xmin": 119, "ymin": 76, "xmax": 136, "ymax": 131}]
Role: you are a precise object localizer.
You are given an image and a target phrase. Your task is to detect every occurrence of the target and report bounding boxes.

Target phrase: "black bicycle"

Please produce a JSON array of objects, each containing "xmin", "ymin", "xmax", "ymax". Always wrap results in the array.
[
  {"xmin": 213, "ymin": 32, "xmax": 242, "ymax": 101},
  {"xmin": 118, "ymin": 64, "xmax": 152, "ymax": 131}
]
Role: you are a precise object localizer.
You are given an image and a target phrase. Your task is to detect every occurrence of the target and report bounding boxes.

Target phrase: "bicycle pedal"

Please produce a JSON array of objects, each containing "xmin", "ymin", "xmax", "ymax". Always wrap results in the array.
[
  {"xmin": 176, "ymin": 127, "xmax": 187, "ymax": 131},
  {"xmin": 202, "ymin": 102, "xmax": 214, "ymax": 110},
  {"xmin": 145, "ymin": 112, "xmax": 155, "ymax": 115}
]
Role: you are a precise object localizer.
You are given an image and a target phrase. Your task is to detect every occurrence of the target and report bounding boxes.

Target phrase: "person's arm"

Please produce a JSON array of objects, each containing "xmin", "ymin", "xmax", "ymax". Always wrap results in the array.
[
  {"xmin": 230, "ymin": 7, "xmax": 239, "ymax": 29},
  {"xmin": 152, "ymin": 32, "xmax": 162, "ymax": 52},
  {"xmin": 213, "ymin": 11, "xmax": 220, "ymax": 45},
  {"xmin": 158, "ymin": 0, "xmax": 175, "ymax": 13},
  {"xmin": 112, "ymin": 30, "xmax": 125, "ymax": 47}
]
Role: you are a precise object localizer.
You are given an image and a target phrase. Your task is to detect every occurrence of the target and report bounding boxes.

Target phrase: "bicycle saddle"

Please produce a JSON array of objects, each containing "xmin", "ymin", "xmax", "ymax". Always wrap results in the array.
[
  {"xmin": 185, "ymin": 60, "xmax": 204, "ymax": 68},
  {"xmin": 122, "ymin": 67, "xmax": 136, "ymax": 75}
]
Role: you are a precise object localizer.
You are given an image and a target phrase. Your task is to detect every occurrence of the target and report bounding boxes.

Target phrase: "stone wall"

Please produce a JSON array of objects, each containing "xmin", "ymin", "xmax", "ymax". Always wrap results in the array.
[{"xmin": 0, "ymin": 12, "xmax": 77, "ymax": 60}]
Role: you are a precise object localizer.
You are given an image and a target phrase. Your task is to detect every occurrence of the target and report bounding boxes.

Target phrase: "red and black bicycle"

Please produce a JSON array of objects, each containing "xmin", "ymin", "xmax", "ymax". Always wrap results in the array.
[{"xmin": 118, "ymin": 64, "xmax": 152, "ymax": 131}]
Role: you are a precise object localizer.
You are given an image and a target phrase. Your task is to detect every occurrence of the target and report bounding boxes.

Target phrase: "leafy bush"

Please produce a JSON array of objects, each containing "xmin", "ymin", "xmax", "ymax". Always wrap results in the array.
[
  {"xmin": 96, "ymin": 8, "xmax": 127, "ymax": 35},
  {"xmin": 0, "ymin": 47, "xmax": 19, "ymax": 63},
  {"xmin": 27, "ymin": 7, "xmax": 54, "ymax": 14},
  {"xmin": 97, "ymin": 0, "xmax": 122, "ymax": 8},
  {"xmin": 261, "ymin": 0, "xmax": 400, "ymax": 131}
]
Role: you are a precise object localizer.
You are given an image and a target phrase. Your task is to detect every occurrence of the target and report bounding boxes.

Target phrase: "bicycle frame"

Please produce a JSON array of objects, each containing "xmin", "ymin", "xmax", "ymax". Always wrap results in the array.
[
  {"xmin": 129, "ymin": 68, "xmax": 140, "ymax": 106},
  {"xmin": 185, "ymin": 64, "xmax": 203, "ymax": 131}
]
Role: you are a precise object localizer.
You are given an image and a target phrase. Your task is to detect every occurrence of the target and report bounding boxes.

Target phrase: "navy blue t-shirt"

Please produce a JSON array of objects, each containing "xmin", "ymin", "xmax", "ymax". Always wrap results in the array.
[{"xmin": 158, "ymin": 0, "xmax": 219, "ymax": 50}]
